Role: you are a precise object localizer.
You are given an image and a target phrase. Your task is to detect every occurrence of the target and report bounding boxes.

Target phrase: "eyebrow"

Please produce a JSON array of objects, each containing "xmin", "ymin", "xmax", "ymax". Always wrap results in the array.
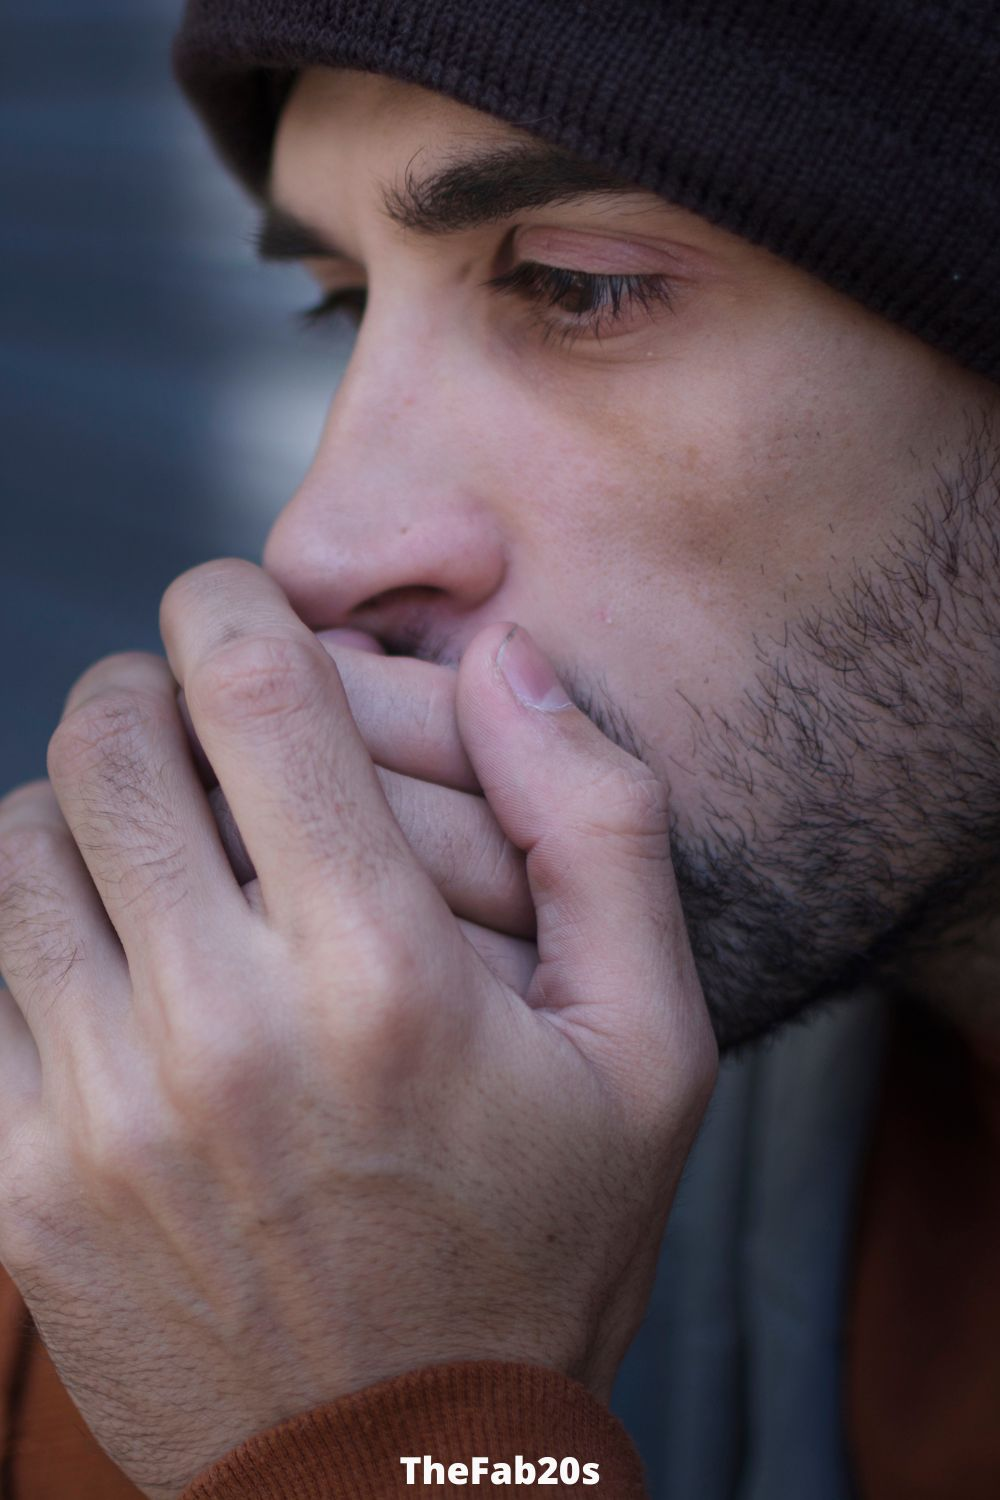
[{"xmin": 256, "ymin": 142, "xmax": 642, "ymax": 262}]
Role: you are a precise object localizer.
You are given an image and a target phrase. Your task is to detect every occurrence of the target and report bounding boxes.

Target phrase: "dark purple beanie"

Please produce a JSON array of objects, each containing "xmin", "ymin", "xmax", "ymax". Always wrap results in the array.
[{"xmin": 173, "ymin": 1, "xmax": 1000, "ymax": 384}]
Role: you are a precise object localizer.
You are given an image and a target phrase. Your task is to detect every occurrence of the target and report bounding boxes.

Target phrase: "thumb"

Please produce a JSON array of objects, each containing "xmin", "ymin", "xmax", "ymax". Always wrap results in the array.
[{"xmin": 456, "ymin": 623, "xmax": 715, "ymax": 1095}]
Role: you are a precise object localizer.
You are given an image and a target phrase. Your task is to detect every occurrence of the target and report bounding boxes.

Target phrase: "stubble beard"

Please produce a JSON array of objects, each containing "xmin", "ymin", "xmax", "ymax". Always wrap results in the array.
[
  {"xmin": 391, "ymin": 410, "xmax": 1000, "ymax": 1054},
  {"xmin": 649, "ymin": 408, "xmax": 1000, "ymax": 1052}
]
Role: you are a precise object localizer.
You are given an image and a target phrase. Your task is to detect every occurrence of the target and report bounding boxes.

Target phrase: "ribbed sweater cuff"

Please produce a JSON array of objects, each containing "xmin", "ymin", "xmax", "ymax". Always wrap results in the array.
[{"xmin": 178, "ymin": 1361, "xmax": 648, "ymax": 1498}]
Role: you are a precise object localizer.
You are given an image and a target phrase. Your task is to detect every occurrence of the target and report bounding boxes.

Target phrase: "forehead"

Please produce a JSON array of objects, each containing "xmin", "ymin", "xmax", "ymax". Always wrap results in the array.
[
  {"xmin": 268, "ymin": 65, "xmax": 767, "ymax": 276},
  {"xmin": 274, "ymin": 67, "xmax": 530, "ymax": 177}
]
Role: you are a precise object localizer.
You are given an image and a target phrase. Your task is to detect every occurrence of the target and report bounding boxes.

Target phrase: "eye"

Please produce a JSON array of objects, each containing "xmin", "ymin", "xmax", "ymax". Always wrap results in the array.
[
  {"xmin": 299, "ymin": 287, "xmax": 368, "ymax": 329},
  {"xmin": 296, "ymin": 263, "xmax": 676, "ymax": 347},
  {"xmin": 485, "ymin": 261, "xmax": 676, "ymax": 345}
]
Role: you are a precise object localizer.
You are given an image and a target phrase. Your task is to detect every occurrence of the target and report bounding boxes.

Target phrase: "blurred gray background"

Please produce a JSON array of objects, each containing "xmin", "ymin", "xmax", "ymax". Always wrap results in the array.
[
  {"xmin": 2, "ymin": 0, "xmax": 670, "ymax": 1481},
  {"xmin": 2, "ymin": 0, "xmax": 341, "ymax": 789}
]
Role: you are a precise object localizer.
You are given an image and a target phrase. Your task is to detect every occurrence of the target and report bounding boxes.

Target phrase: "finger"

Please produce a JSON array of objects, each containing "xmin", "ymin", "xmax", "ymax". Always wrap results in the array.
[
  {"xmin": 315, "ymin": 628, "xmax": 386, "ymax": 655},
  {"xmin": 47, "ymin": 653, "xmax": 252, "ymax": 978},
  {"xmin": 377, "ymin": 769, "xmax": 533, "ymax": 936},
  {"xmin": 178, "ymin": 643, "xmax": 480, "ymax": 793},
  {"xmin": 0, "ymin": 980, "xmax": 39, "ymax": 1129},
  {"xmin": 208, "ymin": 770, "xmax": 535, "ymax": 938},
  {"xmin": 455, "ymin": 624, "xmax": 717, "ymax": 1106},
  {"xmin": 315, "ymin": 636, "xmax": 479, "ymax": 792},
  {"xmin": 457, "ymin": 918, "xmax": 538, "ymax": 996},
  {"xmin": 160, "ymin": 561, "xmax": 447, "ymax": 948},
  {"xmin": 0, "ymin": 789, "xmax": 45, "ymax": 1120},
  {"xmin": 0, "ymin": 779, "xmax": 126, "ymax": 1081}
]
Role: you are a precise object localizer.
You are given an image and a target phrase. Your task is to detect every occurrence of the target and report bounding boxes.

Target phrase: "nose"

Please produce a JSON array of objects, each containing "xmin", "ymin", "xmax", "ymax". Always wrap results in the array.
[{"xmin": 262, "ymin": 334, "xmax": 508, "ymax": 657}]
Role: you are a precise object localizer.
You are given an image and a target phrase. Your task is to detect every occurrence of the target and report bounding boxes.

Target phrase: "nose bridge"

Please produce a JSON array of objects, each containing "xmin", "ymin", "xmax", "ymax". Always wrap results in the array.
[
  {"xmin": 320, "ymin": 314, "xmax": 433, "ymax": 470},
  {"xmin": 262, "ymin": 314, "xmax": 509, "ymax": 628}
]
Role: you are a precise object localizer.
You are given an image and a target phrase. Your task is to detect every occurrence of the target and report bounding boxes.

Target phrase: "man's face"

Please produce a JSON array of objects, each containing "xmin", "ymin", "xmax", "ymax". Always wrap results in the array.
[{"xmin": 261, "ymin": 67, "xmax": 1000, "ymax": 1049}]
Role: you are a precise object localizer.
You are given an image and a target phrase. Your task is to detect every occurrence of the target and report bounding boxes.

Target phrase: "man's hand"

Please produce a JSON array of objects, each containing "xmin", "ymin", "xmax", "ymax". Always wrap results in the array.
[
  {"xmin": 0, "ymin": 559, "xmax": 717, "ymax": 1500},
  {"xmin": 190, "ymin": 628, "xmax": 541, "ymax": 993}
]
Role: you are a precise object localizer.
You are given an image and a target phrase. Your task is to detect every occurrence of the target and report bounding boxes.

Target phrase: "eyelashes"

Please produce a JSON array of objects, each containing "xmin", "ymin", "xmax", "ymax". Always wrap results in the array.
[
  {"xmin": 485, "ymin": 262, "xmax": 675, "ymax": 344},
  {"xmin": 300, "ymin": 263, "xmax": 675, "ymax": 346}
]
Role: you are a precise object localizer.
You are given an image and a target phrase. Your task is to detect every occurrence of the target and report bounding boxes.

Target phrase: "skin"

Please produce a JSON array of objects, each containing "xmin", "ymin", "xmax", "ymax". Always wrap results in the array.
[
  {"xmin": 262, "ymin": 70, "xmax": 1000, "ymax": 1047},
  {"xmin": 0, "ymin": 63, "xmax": 998, "ymax": 1496}
]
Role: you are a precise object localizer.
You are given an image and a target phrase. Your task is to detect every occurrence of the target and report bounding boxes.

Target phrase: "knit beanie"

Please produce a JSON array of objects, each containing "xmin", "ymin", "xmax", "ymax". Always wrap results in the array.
[{"xmin": 173, "ymin": 1, "xmax": 1000, "ymax": 384}]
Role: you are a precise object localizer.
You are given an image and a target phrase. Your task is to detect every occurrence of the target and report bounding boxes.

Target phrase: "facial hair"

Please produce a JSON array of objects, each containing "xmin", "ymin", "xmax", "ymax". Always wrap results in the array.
[
  {"xmin": 389, "ymin": 409, "xmax": 1000, "ymax": 1054},
  {"xmin": 574, "ymin": 408, "xmax": 1000, "ymax": 1052}
]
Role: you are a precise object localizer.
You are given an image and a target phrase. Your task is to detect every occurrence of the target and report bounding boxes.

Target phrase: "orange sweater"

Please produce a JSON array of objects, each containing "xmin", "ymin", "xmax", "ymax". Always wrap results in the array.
[{"xmin": 0, "ymin": 1277, "xmax": 647, "ymax": 1497}]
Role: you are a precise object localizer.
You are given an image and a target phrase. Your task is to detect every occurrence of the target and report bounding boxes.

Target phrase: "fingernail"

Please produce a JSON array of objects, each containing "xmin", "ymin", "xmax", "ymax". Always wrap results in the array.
[{"xmin": 497, "ymin": 627, "xmax": 573, "ymax": 712}]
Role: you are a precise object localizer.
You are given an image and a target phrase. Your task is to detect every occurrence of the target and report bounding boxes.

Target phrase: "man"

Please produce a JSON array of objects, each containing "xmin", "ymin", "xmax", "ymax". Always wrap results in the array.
[{"xmin": 0, "ymin": 2, "xmax": 998, "ymax": 1497}]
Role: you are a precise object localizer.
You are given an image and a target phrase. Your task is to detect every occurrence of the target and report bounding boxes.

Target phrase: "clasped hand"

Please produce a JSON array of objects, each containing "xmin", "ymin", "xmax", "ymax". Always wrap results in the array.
[{"xmin": 0, "ymin": 559, "xmax": 716, "ymax": 1499}]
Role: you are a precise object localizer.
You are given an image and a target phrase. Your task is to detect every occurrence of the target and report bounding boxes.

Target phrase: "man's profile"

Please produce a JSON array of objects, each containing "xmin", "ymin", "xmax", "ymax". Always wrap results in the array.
[{"xmin": 0, "ymin": 3, "xmax": 997, "ymax": 1498}]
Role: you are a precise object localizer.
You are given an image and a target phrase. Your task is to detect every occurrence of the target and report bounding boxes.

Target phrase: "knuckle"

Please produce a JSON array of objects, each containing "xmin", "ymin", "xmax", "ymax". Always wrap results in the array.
[
  {"xmin": 0, "ymin": 821, "xmax": 66, "ymax": 889},
  {"xmin": 593, "ymin": 763, "xmax": 670, "ymax": 838},
  {"xmin": 64, "ymin": 652, "xmax": 170, "ymax": 713},
  {"xmin": 527, "ymin": 766, "xmax": 670, "ymax": 899},
  {"xmin": 0, "ymin": 779, "xmax": 56, "ymax": 820},
  {"xmin": 561, "ymin": 763, "xmax": 671, "ymax": 872},
  {"xmin": 160, "ymin": 1016, "xmax": 293, "ymax": 1133},
  {"xmin": 47, "ymin": 700, "xmax": 189, "ymax": 915},
  {"xmin": 48, "ymin": 689, "xmax": 154, "ymax": 779},
  {"xmin": 74, "ymin": 1092, "xmax": 180, "ymax": 1200},
  {"xmin": 349, "ymin": 927, "xmax": 414, "ymax": 1000},
  {"xmin": 188, "ymin": 634, "xmax": 327, "ymax": 728},
  {"xmin": 160, "ymin": 558, "xmax": 251, "ymax": 632},
  {"xmin": 317, "ymin": 928, "xmax": 422, "ymax": 1062},
  {"xmin": 305, "ymin": 919, "xmax": 403, "ymax": 1004}
]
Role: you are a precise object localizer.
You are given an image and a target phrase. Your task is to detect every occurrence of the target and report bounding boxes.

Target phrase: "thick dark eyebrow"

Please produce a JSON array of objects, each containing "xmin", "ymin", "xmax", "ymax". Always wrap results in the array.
[
  {"xmin": 256, "ymin": 143, "xmax": 642, "ymax": 262},
  {"xmin": 381, "ymin": 143, "xmax": 641, "ymax": 233}
]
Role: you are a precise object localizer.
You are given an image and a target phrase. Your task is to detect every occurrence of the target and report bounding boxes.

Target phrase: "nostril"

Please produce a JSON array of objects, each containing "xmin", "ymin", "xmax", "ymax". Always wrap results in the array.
[
  {"xmin": 347, "ymin": 586, "xmax": 455, "ymax": 662},
  {"xmin": 356, "ymin": 584, "xmax": 446, "ymax": 613}
]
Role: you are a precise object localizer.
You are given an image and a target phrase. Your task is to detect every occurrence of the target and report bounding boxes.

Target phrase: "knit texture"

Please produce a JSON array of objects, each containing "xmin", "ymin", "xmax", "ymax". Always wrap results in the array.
[
  {"xmin": 173, "ymin": 0, "xmax": 1000, "ymax": 384},
  {"xmin": 177, "ymin": 1361, "xmax": 649, "ymax": 1498}
]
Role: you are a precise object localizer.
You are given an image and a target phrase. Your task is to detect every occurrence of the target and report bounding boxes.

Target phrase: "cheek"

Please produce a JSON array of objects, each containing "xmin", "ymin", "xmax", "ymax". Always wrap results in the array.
[
  {"xmin": 495, "ymin": 397, "xmax": 766, "ymax": 812},
  {"xmin": 509, "ymin": 370, "xmax": 814, "ymax": 651},
  {"xmin": 492, "ymin": 343, "xmax": 951, "ymax": 822},
  {"xmin": 537, "ymin": 333, "xmax": 950, "ymax": 640}
]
